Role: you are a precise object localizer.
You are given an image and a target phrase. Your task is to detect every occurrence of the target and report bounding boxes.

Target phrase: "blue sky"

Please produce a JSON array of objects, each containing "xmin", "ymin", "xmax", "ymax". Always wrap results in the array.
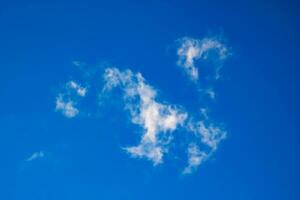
[{"xmin": 1, "ymin": 0, "xmax": 300, "ymax": 199}]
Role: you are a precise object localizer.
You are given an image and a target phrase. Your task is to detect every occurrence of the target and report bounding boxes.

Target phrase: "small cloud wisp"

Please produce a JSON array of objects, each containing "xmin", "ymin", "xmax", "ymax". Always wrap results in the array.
[{"xmin": 177, "ymin": 37, "xmax": 229, "ymax": 82}]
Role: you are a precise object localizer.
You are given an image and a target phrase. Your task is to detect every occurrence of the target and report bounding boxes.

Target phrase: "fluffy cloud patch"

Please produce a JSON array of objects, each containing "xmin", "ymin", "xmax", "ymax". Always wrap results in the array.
[
  {"xmin": 56, "ymin": 94, "xmax": 79, "ymax": 118},
  {"xmin": 177, "ymin": 37, "xmax": 229, "ymax": 81},
  {"xmin": 68, "ymin": 81, "xmax": 87, "ymax": 97},
  {"xmin": 55, "ymin": 80, "xmax": 87, "ymax": 118},
  {"xmin": 103, "ymin": 68, "xmax": 187, "ymax": 165}
]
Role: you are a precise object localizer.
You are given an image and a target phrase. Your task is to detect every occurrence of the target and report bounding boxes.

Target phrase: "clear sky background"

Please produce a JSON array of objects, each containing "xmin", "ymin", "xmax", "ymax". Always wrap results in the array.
[{"xmin": 0, "ymin": 0, "xmax": 300, "ymax": 199}]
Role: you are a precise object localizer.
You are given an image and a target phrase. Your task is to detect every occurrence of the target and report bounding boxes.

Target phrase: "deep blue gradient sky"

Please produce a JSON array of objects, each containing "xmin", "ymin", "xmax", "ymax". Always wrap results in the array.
[{"xmin": 1, "ymin": 0, "xmax": 300, "ymax": 199}]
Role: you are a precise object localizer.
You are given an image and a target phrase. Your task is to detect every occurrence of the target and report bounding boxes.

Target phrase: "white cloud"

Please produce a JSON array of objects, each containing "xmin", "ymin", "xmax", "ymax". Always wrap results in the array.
[
  {"xmin": 183, "ymin": 143, "xmax": 207, "ymax": 174},
  {"xmin": 53, "ymin": 35, "xmax": 231, "ymax": 173},
  {"xmin": 206, "ymin": 88, "xmax": 216, "ymax": 100},
  {"xmin": 26, "ymin": 151, "xmax": 45, "ymax": 162},
  {"xmin": 198, "ymin": 121, "xmax": 226, "ymax": 151},
  {"xmin": 177, "ymin": 37, "xmax": 229, "ymax": 81},
  {"xmin": 68, "ymin": 81, "xmax": 87, "ymax": 97},
  {"xmin": 188, "ymin": 119, "xmax": 226, "ymax": 151},
  {"xmin": 183, "ymin": 111, "xmax": 226, "ymax": 173},
  {"xmin": 55, "ymin": 80, "xmax": 87, "ymax": 118},
  {"xmin": 72, "ymin": 60, "xmax": 86, "ymax": 68},
  {"xmin": 103, "ymin": 68, "xmax": 226, "ymax": 171},
  {"xmin": 103, "ymin": 67, "xmax": 187, "ymax": 165},
  {"xmin": 125, "ymin": 143, "xmax": 164, "ymax": 165},
  {"xmin": 55, "ymin": 94, "xmax": 79, "ymax": 118}
]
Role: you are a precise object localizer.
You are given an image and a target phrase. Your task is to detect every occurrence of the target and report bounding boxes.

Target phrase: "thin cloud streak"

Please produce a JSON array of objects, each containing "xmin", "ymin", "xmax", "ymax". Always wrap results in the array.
[{"xmin": 26, "ymin": 151, "xmax": 45, "ymax": 162}]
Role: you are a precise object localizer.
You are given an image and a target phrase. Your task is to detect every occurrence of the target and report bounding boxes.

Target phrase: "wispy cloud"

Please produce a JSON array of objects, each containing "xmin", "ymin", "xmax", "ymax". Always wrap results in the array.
[
  {"xmin": 55, "ymin": 80, "xmax": 87, "ymax": 118},
  {"xmin": 53, "ymin": 35, "xmax": 231, "ymax": 174},
  {"xmin": 182, "ymin": 110, "xmax": 226, "ymax": 173},
  {"xmin": 175, "ymin": 36, "xmax": 230, "ymax": 173},
  {"xmin": 188, "ymin": 119, "xmax": 226, "ymax": 151},
  {"xmin": 102, "ymin": 67, "xmax": 227, "ymax": 172},
  {"xmin": 56, "ymin": 94, "xmax": 79, "ymax": 118},
  {"xmin": 67, "ymin": 81, "xmax": 87, "ymax": 97},
  {"xmin": 103, "ymin": 68, "xmax": 187, "ymax": 165},
  {"xmin": 177, "ymin": 36, "xmax": 229, "ymax": 82},
  {"xmin": 26, "ymin": 151, "xmax": 45, "ymax": 162},
  {"xmin": 72, "ymin": 60, "xmax": 86, "ymax": 67},
  {"xmin": 183, "ymin": 143, "xmax": 207, "ymax": 174}
]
